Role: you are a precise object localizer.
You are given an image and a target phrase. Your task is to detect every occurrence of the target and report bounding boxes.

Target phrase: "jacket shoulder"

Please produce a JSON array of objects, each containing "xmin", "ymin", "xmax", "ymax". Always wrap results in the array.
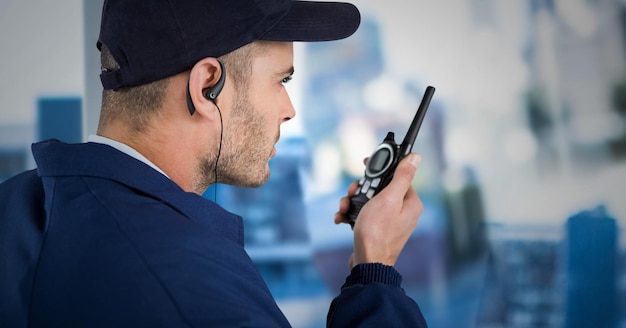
[{"xmin": 0, "ymin": 169, "xmax": 46, "ymax": 327}]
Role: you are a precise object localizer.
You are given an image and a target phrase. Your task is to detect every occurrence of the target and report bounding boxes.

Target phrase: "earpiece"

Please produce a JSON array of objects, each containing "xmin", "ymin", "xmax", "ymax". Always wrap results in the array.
[
  {"xmin": 186, "ymin": 58, "xmax": 226, "ymax": 116},
  {"xmin": 204, "ymin": 59, "xmax": 226, "ymax": 102}
]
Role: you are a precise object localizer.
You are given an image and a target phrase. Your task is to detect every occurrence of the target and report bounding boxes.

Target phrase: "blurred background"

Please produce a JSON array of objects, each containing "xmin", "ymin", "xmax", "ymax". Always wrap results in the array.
[{"xmin": 1, "ymin": 0, "xmax": 625, "ymax": 327}]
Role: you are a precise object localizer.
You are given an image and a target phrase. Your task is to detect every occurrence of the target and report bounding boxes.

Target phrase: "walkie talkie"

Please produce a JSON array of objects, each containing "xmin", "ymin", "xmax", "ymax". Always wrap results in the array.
[{"xmin": 346, "ymin": 86, "xmax": 435, "ymax": 228}]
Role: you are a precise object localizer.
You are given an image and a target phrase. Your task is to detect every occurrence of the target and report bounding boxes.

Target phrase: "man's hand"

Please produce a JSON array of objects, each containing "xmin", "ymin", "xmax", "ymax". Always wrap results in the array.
[{"xmin": 334, "ymin": 153, "xmax": 423, "ymax": 269}]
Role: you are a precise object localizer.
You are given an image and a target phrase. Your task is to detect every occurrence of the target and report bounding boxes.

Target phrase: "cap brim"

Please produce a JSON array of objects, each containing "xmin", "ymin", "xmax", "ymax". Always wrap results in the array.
[{"xmin": 260, "ymin": 1, "xmax": 361, "ymax": 42}]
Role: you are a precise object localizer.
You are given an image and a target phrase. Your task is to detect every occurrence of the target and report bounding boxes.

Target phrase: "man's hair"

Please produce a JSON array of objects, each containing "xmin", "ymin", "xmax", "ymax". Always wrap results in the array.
[
  {"xmin": 99, "ymin": 44, "xmax": 172, "ymax": 133},
  {"xmin": 98, "ymin": 42, "xmax": 268, "ymax": 134},
  {"xmin": 220, "ymin": 41, "xmax": 268, "ymax": 93}
]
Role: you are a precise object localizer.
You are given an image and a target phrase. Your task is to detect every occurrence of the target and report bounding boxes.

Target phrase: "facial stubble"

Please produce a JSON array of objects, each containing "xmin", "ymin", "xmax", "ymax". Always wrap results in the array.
[{"xmin": 195, "ymin": 92, "xmax": 277, "ymax": 192}]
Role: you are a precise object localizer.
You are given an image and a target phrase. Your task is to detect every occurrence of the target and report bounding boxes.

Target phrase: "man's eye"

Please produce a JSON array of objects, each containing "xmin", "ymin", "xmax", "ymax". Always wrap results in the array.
[{"xmin": 281, "ymin": 75, "xmax": 293, "ymax": 84}]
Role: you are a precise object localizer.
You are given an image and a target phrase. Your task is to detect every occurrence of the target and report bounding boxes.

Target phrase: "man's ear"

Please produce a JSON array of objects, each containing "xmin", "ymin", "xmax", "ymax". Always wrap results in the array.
[
  {"xmin": 204, "ymin": 59, "xmax": 226, "ymax": 102},
  {"xmin": 186, "ymin": 57, "xmax": 226, "ymax": 116}
]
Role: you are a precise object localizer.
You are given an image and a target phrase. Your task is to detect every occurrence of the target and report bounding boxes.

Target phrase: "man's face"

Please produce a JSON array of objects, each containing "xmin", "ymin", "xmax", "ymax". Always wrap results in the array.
[{"xmin": 213, "ymin": 41, "xmax": 296, "ymax": 188}]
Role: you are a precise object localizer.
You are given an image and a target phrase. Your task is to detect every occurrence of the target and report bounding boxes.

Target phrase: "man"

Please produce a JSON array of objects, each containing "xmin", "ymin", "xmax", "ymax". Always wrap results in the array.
[{"xmin": 0, "ymin": 0, "xmax": 428, "ymax": 326}]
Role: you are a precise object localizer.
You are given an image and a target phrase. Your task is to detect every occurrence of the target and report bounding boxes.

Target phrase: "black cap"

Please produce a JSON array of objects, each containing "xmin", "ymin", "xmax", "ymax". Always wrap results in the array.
[{"xmin": 98, "ymin": 0, "xmax": 361, "ymax": 90}]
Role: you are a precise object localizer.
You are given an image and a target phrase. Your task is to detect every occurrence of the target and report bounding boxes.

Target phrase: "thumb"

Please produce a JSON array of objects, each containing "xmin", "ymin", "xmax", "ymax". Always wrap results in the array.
[{"xmin": 380, "ymin": 153, "xmax": 421, "ymax": 198}]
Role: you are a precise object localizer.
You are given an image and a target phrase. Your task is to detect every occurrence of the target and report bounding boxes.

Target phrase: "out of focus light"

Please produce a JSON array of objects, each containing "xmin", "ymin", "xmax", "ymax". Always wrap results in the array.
[
  {"xmin": 338, "ymin": 116, "xmax": 378, "ymax": 176},
  {"xmin": 503, "ymin": 128, "xmax": 537, "ymax": 164},
  {"xmin": 443, "ymin": 167, "xmax": 467, "ymax": 193},
  {"xmin": 311, "ymin": 142, "xmax": 342, "ymax": 194},
  {"xmin": 363, "ymin": 75, "xmax": 404, "ymax": 112},
  {"xmin": 444, "ymin": 129, "xmax": 483, "ymax": 166},
  {"xmin": 555, "ymin": 0, "xmax": 598, "ymax": 38},
  {"xmin": 454, "ymin": 28, "xmax": 529, "ymax": 116},
  {"xmin": 570, "ymin": 112, "xmax": 626, "ymax": 145}
]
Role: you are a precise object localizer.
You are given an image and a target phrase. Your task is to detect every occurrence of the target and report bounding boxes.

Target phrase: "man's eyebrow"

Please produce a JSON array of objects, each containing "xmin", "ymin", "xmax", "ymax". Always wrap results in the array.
[{"xmin": 277, "ymin": 66, "xmax": 295, "ymax": 77}]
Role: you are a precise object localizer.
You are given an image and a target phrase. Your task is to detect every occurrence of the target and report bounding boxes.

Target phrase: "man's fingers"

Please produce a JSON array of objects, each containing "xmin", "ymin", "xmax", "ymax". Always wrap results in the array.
[
  {"xmin": 339, "ymin": 195, "xmax": 350, "ymax": 214},
  {"xmin": 335, "ymin": 181, "xmax": 360, "ymax": 224},
  {"xmin": 347, "ymin": 180, "xmax": 359, "ymax": 196}
]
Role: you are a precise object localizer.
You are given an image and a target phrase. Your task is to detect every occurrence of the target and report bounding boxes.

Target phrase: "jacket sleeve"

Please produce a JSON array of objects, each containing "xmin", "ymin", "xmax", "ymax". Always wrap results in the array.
[{"xmin": 326, "ymin": 263, "xmax": 428, "ymax": 328}]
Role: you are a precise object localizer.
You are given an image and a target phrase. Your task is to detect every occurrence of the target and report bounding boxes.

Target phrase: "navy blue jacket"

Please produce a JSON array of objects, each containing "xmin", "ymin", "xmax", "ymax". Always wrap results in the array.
[{"xmin": 0, "ymin": 140, "xmax": 427, "ymax": 327}]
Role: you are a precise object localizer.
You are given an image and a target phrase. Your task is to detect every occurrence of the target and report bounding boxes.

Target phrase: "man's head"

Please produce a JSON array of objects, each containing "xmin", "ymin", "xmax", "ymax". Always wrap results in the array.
[
  {"xmin": 96, "ymin": 0, "xmax": 360, "ymax": 193},
  {"xmin": 97, "ymin": 0, "xmax": 360, "ymax": 91}
]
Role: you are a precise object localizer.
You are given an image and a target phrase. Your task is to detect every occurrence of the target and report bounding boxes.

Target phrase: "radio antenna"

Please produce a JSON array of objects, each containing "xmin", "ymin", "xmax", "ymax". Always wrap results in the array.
[{"xmin": 398, "ymin": 86, "xmax": 435, "ymax": 157}]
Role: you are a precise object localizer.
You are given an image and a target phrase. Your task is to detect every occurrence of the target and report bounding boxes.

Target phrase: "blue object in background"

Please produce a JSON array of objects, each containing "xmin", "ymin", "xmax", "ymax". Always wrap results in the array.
[
  {"xmin": 37, "ymin": 97, "xmax": 82, "ymax": 143},
  {"xmin": 565, "ymin": 206, "xmax": 618, "ymax": 328}
]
